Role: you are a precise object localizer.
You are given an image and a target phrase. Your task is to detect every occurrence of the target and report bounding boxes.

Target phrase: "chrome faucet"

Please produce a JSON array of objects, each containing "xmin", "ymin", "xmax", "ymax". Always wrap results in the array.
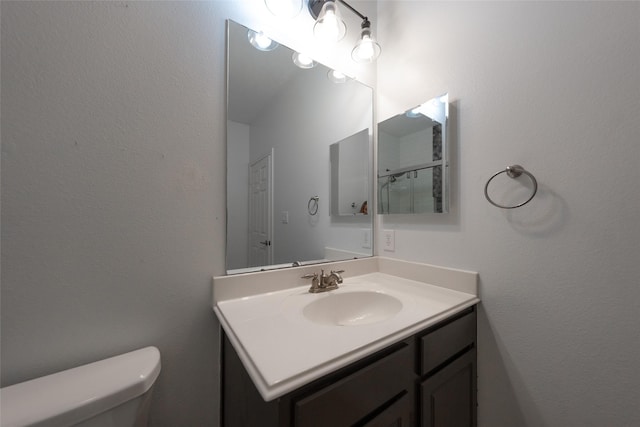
[{"xmin": 301, "ymin": 269, "xmax": 345, "ymax": 293}]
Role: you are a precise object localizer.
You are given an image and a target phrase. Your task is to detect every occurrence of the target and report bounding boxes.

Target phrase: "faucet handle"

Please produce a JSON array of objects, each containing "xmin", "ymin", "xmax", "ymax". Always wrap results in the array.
[
  {"xmin": 302, "ymin": 272, "xmax": 323, "ymax": 293},
  {"xmin": 330, "ymin": 269, "xmax": 344, "ymax": 284}
]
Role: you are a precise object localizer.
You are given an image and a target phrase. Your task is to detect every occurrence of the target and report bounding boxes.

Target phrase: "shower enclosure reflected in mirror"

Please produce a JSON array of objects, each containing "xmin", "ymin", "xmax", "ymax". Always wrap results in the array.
[
  {"xmin": 226, "ymin": 20, "xmax": 374, "ymax": 274},
  {"xmin": 378, "ymin": 94, "xmax": 449, "ymax": 214}
]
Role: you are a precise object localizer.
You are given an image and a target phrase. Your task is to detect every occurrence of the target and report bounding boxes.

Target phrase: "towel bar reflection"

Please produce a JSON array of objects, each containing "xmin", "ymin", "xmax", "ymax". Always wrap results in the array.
[
  {"xmin": 308, "ymin": 196, "xmax": 319, "ymax": 215},
  {"xmin": 484, "ymin": 165, "xmax": 537, "ymax": 209}
]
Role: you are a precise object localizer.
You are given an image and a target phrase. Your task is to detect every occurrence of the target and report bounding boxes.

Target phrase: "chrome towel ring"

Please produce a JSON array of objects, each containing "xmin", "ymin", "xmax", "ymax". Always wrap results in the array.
[
  {"xmin": 308, "ymin": 196, "xmax": 319, "ymax": 215},
  {"xmin": 484, "ymin": 165, "xmax": 538, "ymax": 209}
]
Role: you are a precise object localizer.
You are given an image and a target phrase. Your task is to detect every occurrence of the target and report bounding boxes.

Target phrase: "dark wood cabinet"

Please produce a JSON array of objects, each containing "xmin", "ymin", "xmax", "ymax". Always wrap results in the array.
[
  {"xmin": 360, "ymin": 391, "xmax": 413, "ymax": 427},
  {"xmin": 420, "ymin": 349, "xmax": 477, "ymax": 427},
  {"xmin": 418, "ymin": 308, "xmax": 477, "ymax": 427},
  {"xmin": 222, "ymin": 306, "xmax": 477, "ymax": 427}
]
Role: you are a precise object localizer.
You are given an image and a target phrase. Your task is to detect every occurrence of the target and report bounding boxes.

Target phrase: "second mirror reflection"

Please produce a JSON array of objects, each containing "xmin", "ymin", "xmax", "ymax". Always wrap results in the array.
[{"xmin": 378, "ymin": 94, "xmax": 449, "ymax": 214}]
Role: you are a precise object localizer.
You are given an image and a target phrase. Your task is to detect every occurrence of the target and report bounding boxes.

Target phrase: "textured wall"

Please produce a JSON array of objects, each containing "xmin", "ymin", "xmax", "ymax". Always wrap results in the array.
[
  {"xmin": 0, "ymin": 1, "xmax": 375, "ymax": 425},
  {"xmin": 1, "ymin": 2, "xmax": 226, "ymax": 425},
  {"xmin": 376, "ymin": 2, "xmax": 640, "ymax": 426},
  {"xmin": 226, "ymin": 120, "xmax": 250, "ymax": 270}
]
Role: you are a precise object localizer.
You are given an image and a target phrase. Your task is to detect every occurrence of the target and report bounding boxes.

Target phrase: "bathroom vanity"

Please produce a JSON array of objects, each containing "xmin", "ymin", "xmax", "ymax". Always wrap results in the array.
[
  {"xmin": 222, "ymin": 306, "xmax": 476, "ymax": 426},
  {"xmin": 212, "ymin": 257, "xmax": 479, "ymax": 427}
]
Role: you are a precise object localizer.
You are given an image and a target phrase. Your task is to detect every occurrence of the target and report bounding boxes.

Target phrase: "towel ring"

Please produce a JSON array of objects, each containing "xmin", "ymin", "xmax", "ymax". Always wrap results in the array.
[
  {"xmin": 308, "ymin": 196, "xmax": 319, "ymax": 215},
  {"xmin": 484, "ymin": 165, "xmax": 538, "ymax": 209}
]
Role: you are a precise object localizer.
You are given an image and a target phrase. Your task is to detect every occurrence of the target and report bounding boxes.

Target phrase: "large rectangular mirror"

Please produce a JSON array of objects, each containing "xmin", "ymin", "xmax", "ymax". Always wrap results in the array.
[
  {"xmin": 226, "ymin": 20, "xmax": 374, "ymax": 274},
  {"xmin": 378, "ymin": 94, "xmax": 449, "ymax": 214}
]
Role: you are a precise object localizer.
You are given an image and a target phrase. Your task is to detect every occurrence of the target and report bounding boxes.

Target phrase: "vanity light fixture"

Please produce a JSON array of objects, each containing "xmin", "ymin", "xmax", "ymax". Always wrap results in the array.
[
  {"xmin": 247, "ymin": 30, "xmax": 279, "ymax": 52},
  {"xmin": 292, "ymin": 51, "xmax": 317, "ymax": 69},
  {"xmin": 308, "ymin": 0, "xmax": 381, "ymax": 63},
  {"xmin": 264, "ymin": 0, "xmax": 302, "ymax": 18}
]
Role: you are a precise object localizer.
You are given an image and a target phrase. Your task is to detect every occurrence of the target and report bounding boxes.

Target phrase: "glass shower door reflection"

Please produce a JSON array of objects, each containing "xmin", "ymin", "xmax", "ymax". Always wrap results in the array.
[
  {"xmin": 412, "ymin": 168, "xmax": 435, "ymax": 213},
  {"xmin": 388, "ymin": 173, "xmax": 412, "ymax": 214},
  {"xmin": 378, "ymin": 167, "xmax": 440, "ymax": 214}
]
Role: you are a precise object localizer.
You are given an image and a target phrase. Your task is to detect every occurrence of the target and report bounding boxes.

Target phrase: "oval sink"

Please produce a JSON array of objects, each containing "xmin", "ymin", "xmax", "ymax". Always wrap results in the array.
[{"xmin": 303, "ymin": 291, "xmax": 403, "ymax": 326}]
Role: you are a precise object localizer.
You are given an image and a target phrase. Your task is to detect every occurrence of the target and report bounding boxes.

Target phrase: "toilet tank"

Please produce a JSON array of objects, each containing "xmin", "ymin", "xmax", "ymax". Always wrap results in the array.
[{"xmin": 0, "ymin": 347, "xmax": 161, "ymax": 427}]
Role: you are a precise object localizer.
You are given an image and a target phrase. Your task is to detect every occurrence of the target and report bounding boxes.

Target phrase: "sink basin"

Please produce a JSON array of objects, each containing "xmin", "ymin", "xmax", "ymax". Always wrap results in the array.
[{"xmin": 303, "ymin": 291, "xmax": 403, "ymax": 326}]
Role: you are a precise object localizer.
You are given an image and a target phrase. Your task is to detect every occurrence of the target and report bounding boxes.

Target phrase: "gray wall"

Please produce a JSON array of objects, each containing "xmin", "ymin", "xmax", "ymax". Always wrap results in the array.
[
  {"xmin": 1, "ymin": 2, "xmax": 226, "ymax": 425},
  {"xmin": 376, "ymin": 2, "xmax": 640, "ymax": 426},
  {"xmin": 0, "ymin": 1, "xmax": 375, "ymax": 425},
  {"xmin": 226, "ymin": 120, "xmax": 250, "ymax": 270}
]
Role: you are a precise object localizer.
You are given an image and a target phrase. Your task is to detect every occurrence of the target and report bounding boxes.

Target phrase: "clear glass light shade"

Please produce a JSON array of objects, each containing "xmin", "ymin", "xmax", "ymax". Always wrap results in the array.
[
  {"xmin": 292, "ymin": 52, "xmax": 316, "ymax": 69},
  {"xmin": 352, "ymin": 28, "xmax": 381, "ymax": 63},
  {"xmin": 313, "ymin": 1, "xmax": 346, "ymax": 42},
  {"xmin": 247, "ymin": 30, "xmax": 279, "ymax": 52},
  {"xmin": 264, "ymin": 0, "xmax": 302, "ymax": 18},
  {"xmin": 327, "ymin": 69, "xmax": 349, "ymax": 83}
]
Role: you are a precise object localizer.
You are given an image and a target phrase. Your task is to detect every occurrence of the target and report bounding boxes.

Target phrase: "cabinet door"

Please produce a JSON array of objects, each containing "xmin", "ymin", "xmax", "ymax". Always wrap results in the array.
[
  {"xmin": 360, "ymin": 391, "xmax": 413, "ymax": 427},
  {"xmin": 420, "ymin": 349, "xmax": 477, "ymax": 427}
]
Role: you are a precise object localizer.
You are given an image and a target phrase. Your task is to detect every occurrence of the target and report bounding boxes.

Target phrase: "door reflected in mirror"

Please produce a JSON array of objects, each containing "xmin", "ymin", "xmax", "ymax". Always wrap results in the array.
[
  {"xmin": 330, "ymin": 129, "xmax": 370, "ymax": 217},
  {"xmin": 378, "ymin": 94, "xmax": 449, "ymax": 214},
  {"xmin": 226, "ymin": 20, "xmax": 374, "ymax": 274}
]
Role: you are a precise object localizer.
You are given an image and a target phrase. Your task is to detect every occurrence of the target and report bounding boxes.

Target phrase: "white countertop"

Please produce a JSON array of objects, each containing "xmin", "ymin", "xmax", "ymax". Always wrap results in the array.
[{"xmin": 212, "ymin": 257, "xmax": 479, "ymax": 401}]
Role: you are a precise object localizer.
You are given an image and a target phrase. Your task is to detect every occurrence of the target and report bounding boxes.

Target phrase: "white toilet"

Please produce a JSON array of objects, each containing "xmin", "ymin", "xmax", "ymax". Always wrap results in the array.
[{"xmin": 0, "ymin": 346, "xmax": 161, "ymax": 427}]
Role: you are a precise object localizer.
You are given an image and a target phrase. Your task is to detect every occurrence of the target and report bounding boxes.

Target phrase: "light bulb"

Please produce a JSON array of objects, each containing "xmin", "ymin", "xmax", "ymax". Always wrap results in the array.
[
  {"xmin": 248, "ymin": 30, "xmax": 279, "ymax": 52},
  {"xmin": 355, "ymin": 36, "xmax": 375, "ymax": 59},
  {"xmin": 255, "ymin": 34, "xmax": 272, "ymax": 49},
  {"xmin": 352, "ymin": 21, "xmax": 381, "ymax": 63},
  {"xmin": 317, "ymin": 11, "xmax": 339, "ymax": 40},
  {"xmin": 328, "ymin": 69, "xmax": 349, "ymax": 83},
  {"xmin": 313, "ymin": 1, "xmax": 346, "ymax": 42},
  {"xmin": 292, "ymin": 52, "xmax": 316, "ymax": 69}
]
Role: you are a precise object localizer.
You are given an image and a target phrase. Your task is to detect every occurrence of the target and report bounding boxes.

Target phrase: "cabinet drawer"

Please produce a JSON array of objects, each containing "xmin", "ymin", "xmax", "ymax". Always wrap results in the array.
[
  {"xmin": 294, "ymin": 342, "xmax": 413, "ymax": 427},
  {"xmin": 419, "ymin": 309, "xmax": 476, "ymax": 375}
]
